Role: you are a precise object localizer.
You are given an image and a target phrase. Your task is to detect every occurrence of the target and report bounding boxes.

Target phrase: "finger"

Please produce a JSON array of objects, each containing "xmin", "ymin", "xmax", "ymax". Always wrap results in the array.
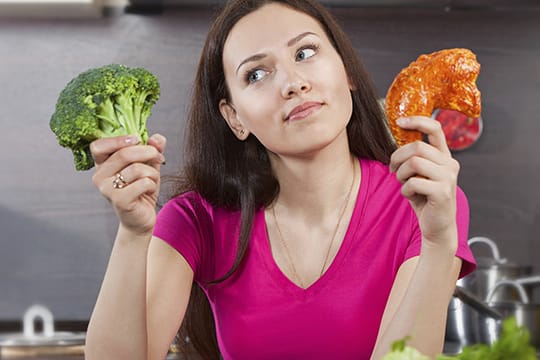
[
  {"xmin": 98, "ymin": 163, "xmax": 160, "ymax": 200},
  {"xmin": 90, "ymin": 135, "xmax": 141, "ymax": 165},
  {"xmin": 147, "ymin": 133, "xmax": 167, "ymax": 155},
  {"xmin": 110, "ymin": 177, "xmax": 159, "ymax": 209},
  {"xmin": 117, "ymin": 162, "xmax": 161, "ymax": 189},
  {"xmin": 147, "ymin": 134, "xmax": 167, "ymax": 171},
  {"xmin": 394, "ymin": 156, "xmax": 445, "ymax": 183},
  {"xmin": 390, "ymin": 141, "xmax": 448, "ymax": 173},
  {"xmin": 401, "ymin": 176, "xmax": 454, "ymax": 203},
  {"xmin": 397, "ymin": 116, "xmax": 450, "ymax": 155},
  {"xmin": 93, "ymin": 145, "xmax": 164, "ymax": 185}
]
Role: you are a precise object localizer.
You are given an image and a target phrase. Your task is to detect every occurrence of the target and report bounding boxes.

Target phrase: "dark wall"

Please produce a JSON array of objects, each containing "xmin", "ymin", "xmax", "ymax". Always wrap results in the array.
[
  {"xmin": 1, "ymin": 5, "xmax": 539, "ymax": 320},
  {"xmin": 335, "ymin": 8, "xmax": 540, "ymax": 267}
]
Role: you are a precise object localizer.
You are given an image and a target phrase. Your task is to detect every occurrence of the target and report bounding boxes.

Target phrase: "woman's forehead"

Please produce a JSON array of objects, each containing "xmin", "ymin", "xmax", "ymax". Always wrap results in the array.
[{"xmin": 223, "ymin": 3, "xmax": 326, "ymax": 65}]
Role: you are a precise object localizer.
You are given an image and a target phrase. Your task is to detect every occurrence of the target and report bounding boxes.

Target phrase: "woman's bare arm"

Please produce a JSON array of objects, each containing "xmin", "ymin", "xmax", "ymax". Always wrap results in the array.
[
  {"xmin": 372, "ymin": 115, "xmax": 464, "ymax": 359},
  {"xmin": 85, "ymin": 227, "xmax": 152, "ymax": 359},
  {"xmin": 370, "ymin": 247, "xmax": 461, "ymax": 359},
  {"xmin": 85, "ymin": 134, "xmax": 194, "ymax": 359},
  {"xmin": 85, "ymin": 229, "xmax": 194, "ymax": 360},
  {"xmin": 147, "ymin": 237, "xmax": 194, "ymax": 359}
]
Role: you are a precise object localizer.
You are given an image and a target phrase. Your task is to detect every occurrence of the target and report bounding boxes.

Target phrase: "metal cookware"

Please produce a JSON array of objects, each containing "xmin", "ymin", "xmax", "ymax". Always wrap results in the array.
[
  {"xmin": 446, "ymin": 237, "xmax": 533, "ymax": 346},
  {"xmin": 460, "ymin": 237, "xmax": 533, "ymax": 301},
  {"xmin": 0, "ymin": 304, "xmax": 85, "ymax": 353},
  {"xmin": 453, "ymin": 286, "xmax": 502, "ymax": 320},
  {"xmin": 479, "ymin": 279, "xmax": 540, "ymax": 349}
]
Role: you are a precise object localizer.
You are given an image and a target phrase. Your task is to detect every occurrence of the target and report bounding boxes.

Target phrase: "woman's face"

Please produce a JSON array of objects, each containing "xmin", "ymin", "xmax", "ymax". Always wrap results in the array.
[{"xmin": 220, "ymin": 2, "xmax": 353, "ymax": 157}]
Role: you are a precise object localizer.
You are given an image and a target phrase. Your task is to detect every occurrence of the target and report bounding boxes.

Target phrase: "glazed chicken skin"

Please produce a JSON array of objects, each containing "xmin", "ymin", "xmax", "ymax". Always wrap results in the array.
[{"xmin": 385, "ymin": 48, "xmax": 482, "ymax": 146}]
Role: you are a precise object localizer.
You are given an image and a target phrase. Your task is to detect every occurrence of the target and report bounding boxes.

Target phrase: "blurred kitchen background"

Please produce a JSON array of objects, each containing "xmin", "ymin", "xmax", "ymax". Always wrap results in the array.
[{"xmin": 1, "ymin": 0, "xmax": 539, "ymax": 347}]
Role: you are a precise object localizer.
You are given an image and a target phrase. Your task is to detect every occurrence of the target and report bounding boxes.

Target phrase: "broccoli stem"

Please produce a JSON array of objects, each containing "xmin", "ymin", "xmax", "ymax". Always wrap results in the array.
[
  {"xmin": 134, "ymin": 91, "xmax": 152, "ymax": 142},
  {"xmin": 114, "ymin": 94, "xmax": 139, "ymax": 138},
  {"xmin": 95, "ymin": 97, "xmax": 121, "ymax": 132},
  {"xmin": 93, "ymin": 92, "xmax": 152, "ymax": 143}
]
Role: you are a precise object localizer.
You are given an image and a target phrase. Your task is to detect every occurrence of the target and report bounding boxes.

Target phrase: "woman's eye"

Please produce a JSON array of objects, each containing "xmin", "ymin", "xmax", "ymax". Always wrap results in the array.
[
  {"xmin": 296, "ymin": 47, "xmax": 317, "ymax": 61},
  {"xmin": 246, "ymin": 69, "xmax": 267, "ymax": 84}
]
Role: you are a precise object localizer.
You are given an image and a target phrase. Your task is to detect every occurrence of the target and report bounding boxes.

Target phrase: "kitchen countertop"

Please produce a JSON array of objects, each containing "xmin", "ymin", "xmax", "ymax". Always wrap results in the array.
[
  {"xmin": 0, "ymin": 347, "xmax": 186, "ymax": 360},
  {"xmin": 2, "ymin": 345, "xmax": 538, "ymax": 359},
  {"xmin": 1, "ymin": 324, "xmax": 536, "ymax": 359},
  {"xmin": 0, "ymin": 321, "xmax": 192, "ymax": 360}
]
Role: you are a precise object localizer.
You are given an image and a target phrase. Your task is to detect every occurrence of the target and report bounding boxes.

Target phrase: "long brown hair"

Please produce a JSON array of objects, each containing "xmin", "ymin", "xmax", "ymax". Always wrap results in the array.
[{"xmin": 171, "ymin": 0, "xmax": 396, "ymax": 358}]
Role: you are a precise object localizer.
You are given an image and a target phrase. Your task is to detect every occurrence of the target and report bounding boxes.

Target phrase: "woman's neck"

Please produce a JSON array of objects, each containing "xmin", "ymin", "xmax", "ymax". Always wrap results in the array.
[{"xmin": 268, "ymin": 141, "xmax": 359, "ymax": 223}]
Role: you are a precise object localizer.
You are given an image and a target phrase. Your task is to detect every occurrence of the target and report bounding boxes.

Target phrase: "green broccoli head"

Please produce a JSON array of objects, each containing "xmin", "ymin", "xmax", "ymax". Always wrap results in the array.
[{"xmin": 50, "ymin": 64, "xmax": 160, "ymax": 171}]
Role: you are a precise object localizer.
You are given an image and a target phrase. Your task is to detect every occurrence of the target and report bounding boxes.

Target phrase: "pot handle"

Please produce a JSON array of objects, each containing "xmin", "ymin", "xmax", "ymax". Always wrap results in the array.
[
  {"xmin": 468, "ymin": 236, "xmax": 507, "ymax": 264},
  {"xmin": 514, "ymin": 275, "xmax": 540, "ymax": 287},
  {"xmin": 23, "ymin": 304, "xmax": 55, "ymax": 337},
  {"xmin": 486, "ymin": 280, "xmax": 529, "ymax": 304},
  {"xmin": 453, "ymin": 286, "xmax": 503, "ymax": 319}
]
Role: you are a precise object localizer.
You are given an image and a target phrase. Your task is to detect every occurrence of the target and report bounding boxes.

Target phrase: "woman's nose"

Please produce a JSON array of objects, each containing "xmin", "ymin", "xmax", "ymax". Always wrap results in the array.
[{"xmin": 280, "ymin": 68, "xmax": 311, "ymax": 98}]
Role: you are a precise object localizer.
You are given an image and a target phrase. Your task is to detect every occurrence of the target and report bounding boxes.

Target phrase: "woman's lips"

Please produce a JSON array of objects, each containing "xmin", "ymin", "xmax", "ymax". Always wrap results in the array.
[{"xmin": 286, "ymin": 102, "xmax": 323, "ymax": 121}]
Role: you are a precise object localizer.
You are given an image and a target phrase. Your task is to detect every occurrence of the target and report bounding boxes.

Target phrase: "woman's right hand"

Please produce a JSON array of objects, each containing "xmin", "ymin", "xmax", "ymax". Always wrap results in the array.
[{"xmin": 90, "ymin": 134, "xmax": 166, "ymax": 236}]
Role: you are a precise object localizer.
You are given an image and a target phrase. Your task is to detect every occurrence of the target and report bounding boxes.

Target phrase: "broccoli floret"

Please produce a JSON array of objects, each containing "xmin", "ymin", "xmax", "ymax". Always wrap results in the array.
[{"xmin": 50, "ymin": 64, "xmax": 160, "ymax": 171}]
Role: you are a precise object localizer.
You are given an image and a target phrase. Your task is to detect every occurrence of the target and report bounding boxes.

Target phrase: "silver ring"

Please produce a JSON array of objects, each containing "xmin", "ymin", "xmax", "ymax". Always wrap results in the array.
[{"xmin": 112, "ymin": 173, "xmax": 127, "ymax": 189}]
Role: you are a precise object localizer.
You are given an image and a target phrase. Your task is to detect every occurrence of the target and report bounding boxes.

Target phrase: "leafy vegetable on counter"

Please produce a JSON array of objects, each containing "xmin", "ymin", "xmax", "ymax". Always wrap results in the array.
[
  {"xmin": 381, "ymin": 336, "xmax": 430, "ymax": 360},
  {"xmin": 382, "ymin": 317, "xmax": 536, "ymax": 360},
  {"xmin": 50, "ymin": 64, "xmax": 160, "ymax": 171}
]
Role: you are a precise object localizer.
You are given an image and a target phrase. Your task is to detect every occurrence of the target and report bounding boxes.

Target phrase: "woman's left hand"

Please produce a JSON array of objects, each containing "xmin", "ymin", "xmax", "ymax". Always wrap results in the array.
[{"xmin": 389, "ymin": 116, "xmax": 460, "ymax": 248}]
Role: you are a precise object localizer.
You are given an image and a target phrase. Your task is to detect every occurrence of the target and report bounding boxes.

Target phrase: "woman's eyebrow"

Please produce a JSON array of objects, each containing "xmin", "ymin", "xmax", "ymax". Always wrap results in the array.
[
  {"xmin": 235, "ymin": 31, "xmax": 318, "ymax": 74},
  {"xmin": 236, "ymin": 54, "xmax": 267, "ymax": 74},
  {"xmin": 287, "ymin": 31, "xmax": 317, "ymax": 47}
]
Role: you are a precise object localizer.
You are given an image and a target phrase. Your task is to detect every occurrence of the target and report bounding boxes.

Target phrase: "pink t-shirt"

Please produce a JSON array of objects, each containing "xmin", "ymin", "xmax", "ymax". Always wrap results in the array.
[{"xmin": 154, "ymin": 158, "xmax": 476, "ymax": 359}]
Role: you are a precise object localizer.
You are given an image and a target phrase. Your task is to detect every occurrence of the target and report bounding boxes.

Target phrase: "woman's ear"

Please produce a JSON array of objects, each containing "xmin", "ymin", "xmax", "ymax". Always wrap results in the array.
[
  {"xmin": 348, "ymin": 75, "xmax": 357, "ymax": 91},
  {"xmin": 219, "ymin": 99, "xmax": 250, "ymax": 140}
]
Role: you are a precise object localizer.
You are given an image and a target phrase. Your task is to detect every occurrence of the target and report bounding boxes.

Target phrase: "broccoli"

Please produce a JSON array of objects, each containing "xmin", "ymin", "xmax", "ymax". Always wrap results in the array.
[{"xmin": 50, "ymin": 64, "xmax": 160, "ymax": 171}]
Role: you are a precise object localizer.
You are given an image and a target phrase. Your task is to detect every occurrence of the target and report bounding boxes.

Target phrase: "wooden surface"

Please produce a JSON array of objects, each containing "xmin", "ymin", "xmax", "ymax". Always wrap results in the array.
[
  {"xmin": 0, "ymin": 348, "xmax": 185, "ymax": 360},
  {"xmin": 1, "ymin": 346, "xmax": 85, "ymax": 358},
  {"xmin": 1, "ymin": 5, "xmax": 539, "ymax": 320}
]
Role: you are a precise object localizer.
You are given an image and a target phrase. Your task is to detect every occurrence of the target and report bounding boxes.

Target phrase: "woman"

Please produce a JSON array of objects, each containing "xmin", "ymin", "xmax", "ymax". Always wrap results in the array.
[{"xmin": 85, "ymin": 0, "xmax": 476, "ymax": 359}]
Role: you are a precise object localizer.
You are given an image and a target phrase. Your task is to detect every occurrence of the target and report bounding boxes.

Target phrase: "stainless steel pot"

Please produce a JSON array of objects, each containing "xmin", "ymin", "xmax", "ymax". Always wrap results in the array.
[
  {"xmin": 460, "ymin": 237, "xmax": 533, "ymax": 301},
  {"xmin": 479, "ymin": 280, "xmax": 540, "ymax": 349},
  {"xmin": 0, "ymin": 304, "xmax": 85, "ymax": 355},
  {"xmin": 446, "ymin": 237, "xmax": 532, "ymax": 346}
]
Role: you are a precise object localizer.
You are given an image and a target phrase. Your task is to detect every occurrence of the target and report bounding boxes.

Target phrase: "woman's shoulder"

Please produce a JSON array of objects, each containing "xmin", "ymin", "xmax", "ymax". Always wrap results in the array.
[
  {"xmin": 165, "ymin": 190, "xmax": 208, "ymax": 206},
  {"xmin": 161, "ymin": 190, "xmax": 209, "ymax": 213},
  {"xmin": 361, "ymin": 158, "xmax": 389, "ymax": 172},
  {"xmin": 159, "ymin": 191, "xmax": 240, "ymax": 222}
]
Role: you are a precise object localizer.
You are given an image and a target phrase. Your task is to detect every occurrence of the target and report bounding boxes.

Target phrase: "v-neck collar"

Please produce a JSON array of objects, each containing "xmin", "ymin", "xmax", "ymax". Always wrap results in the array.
[{"xmin": 256, "ymin": 157, "xmax": 370, "ymax": 297}]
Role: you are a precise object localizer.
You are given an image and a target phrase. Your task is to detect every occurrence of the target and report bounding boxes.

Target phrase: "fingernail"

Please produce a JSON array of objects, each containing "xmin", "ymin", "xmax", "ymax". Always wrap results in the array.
[
  {"xmin": 396, "ymin": 117, "xmax": 410, "ymax": 126},
  {"xmin": 125, "ymin": 136, "xmax": 140, "ymax": 145},
  {"xmin": 159, "ymin": 154, "xmax": 166, "ymax": 164},
  {"xmin": 150, "ymin": 133, "xmax": 165, "ymax": 142}
]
